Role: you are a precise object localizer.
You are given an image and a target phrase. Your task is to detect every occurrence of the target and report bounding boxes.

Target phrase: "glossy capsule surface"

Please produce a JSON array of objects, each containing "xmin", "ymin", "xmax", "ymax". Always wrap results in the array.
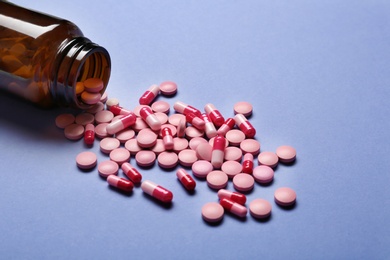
[
  {"xmin": 107, "ymin": 175, "xmax": 134, "ymax": 192},
  {"xmin": 141, "ymin": 180, "xmax": 173, "ymax": 203},
  {"xmin": 106, "ymin": 112, "xmax": 137, "ymax": 135},
  {"xmin": 211, "ymin": 135, "xmax": 225, "ymax": 169},
  {"xmin": 176, "ymin": 168, "xmax": 196, "ymax": 191},
  {"xmin": 217, "ymin": 118, "xmax": 235, "ymax": 136},
  {"xmin": 121, "ymin": 162, "xmax": 142, "ymax": 184},
  {"xmin": 139, "ymin": 106, "xmax": 161, "ymax": 131},
  {"xmin": 185, "ymin": 113, "xmax": 205, "ymax": 130},
  {"xmin": 204, "ymin": 103, "xmax": 225, "ymax": 127},
  {"xmin": 218, "ymin": 189, "xmax": 247, "ymax": 205},
  {"xmin": 161, "ymin": 127, "xmax": 174, "ymax": 150},
  {"xmin": 242, "ymin": 153, "xmax": 254, "ymax": 174},
  {"xmin": 109, "ymin": 105, "xmax": 132, "ymax": 116},
  {"xmin": 201, "ymin": 113, "xmax": 217, "ymax": 139},
  {"xmin": 139, "ymin": 84, "xmax": 160, "ymax": 105},
  {"xmin": 234, "ymin": 114, "xmax": 256, "ymax": 138},
  {"xmin": 220, "ymin": 198, "xmax": 247, "ymax": 217},
  {"xmin": 84, "ymin": 123, "xmax": 95, "ymax": 145},
  {"xmin": 173, "ymin": 101, "xmax": 202, "ymax": 117}
]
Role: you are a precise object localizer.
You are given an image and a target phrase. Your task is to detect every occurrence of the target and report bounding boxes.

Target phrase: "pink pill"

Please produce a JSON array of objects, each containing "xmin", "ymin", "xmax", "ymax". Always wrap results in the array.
[
  {"xmin": 121, "ymin": 162, "xmax": 142, "ymax": 184},
  {"xmin": 204, "ymin": 103, "xmax": 225, "ymax": 127},
  {"xmin": 135, "ymin": 150, "xmax": 156, "ymax": 167},
  {"xmin": 234, "ymin": 101, "xmax": 253, "ymax": 117},
  {"xmin": 110, "ymin": 148, "xmax": 130, "ymax": 165},
  {"xmin": 221, "ymin": 161, "xmax": 243, "ymax": 178},
  {"xmin": 253, "ymin": 165, "xmax": 274, "ymax": 184},
  {"xmin": 76, "ymin": 151, "xmax": 97, "ymax": 170},
  {"xmin": 192, "ymin": 160, "xmax": 213, "ymax": 178},
  {"xmin": 110, "ymin": 105, "xmax": 132, "ymax": 116},
  {"xmin": 168, "ymin": 113, "xmax": 186, "ymax": 126},
  {"xmin": 157, "ymin": 152, "xmax": 179, "ymax": 169},
  {"xmin": 189, "ymin": 137, "xmax": 208, "ymax": 150},
  {"xmin": 107, "ymin": 175, "xmax": 134, "ymax": 192},
  {"xmin": 151, "ymin": 100, "xmax": 170, "ymax": 114},
  {"xmin": 98, "ymin": 160, "xmax": 119, "ymax": 178},
  {"xmin": 158, "ymin": 124, "xmax": 177, "ymax": 138},
  {"xmin": 173, "ymin": 101, "xmax": 202, "ymax": 117},
  {"xmin": 208, "ymin": 136, "xmax": 229, "ymax": 148},
  {"xmin": 207, "ymin": 170, "xmax": 228, "ymax": 190},
  {"xmin": 137, "ymin": 128, "xmax": 158, "ymax": 148},
  {"xmin": 233, "ymin": 173, "xmax": 255, "ymax": 192},
  {"xmin": 124, "ymin": 139, "xmax": 142, "ymax": 155},
  {"xmin": 202, "ymin": 202, "xmax": 224, "ymax": 223},
  {"xmin": 201, "ymin": 113, "xmax": 217, "ymax": 139},
  {"xmin": 94, "ymin": 110, "xmax": 114, "ymax": 124},
  {"xmin": 55, "ymin": 113, "xmax": 75, "ymax": 128},
  {"xmin": 276, "ymin": 145, "xmax": 297, "ymax": 163},
  {"xmin": 132, "ymin": 118, "xmax": 149, "ymax": 132},
  {"xmin": 249, "ymin": 199, "xmax": 272, "ymax": 219},
  {"xmin": 95, "ymin": 123, "xmax": 110, "ymax": 139},
  {"xmin": 176, "ymin": 168, "xmax": 196, "ymax": 191},
  {"xmin": 258, "ymin": 151, "xmax": 279, "ymax": 168},
  {"xmin": 83, "ymin": 78, "xmax": 104, "ymax": 93},
  {"xmin": 220, "ymin": 198, "xmax": 248, "ymax": 218},
  {"xmin": 115, "ymin": 129, "xmax": 135, "ymax": 143},
  {"xmin": 139, "ymin": 84, "xmax": 160, "ymax": 105},
  {"xmin": 161, "ymin": 127, "xmax": 174, "ymax": 150},
  {"xmin": 75, "ymin": 113, "xmax": 94, "ymax": 126},
  {"xmin": 242, "ymin": 153, "xmax": 254, "ymax": 174},
  {"xmin": 178, "ymin": 149, "xmax": 198, "ymax": 167},
  {"xmin": 176, "ymin": 118, "xmax": 186, "ymax": 138},
  {"xmin": 84, "ymin": 123, "xmax": 95, "ymax": 145},
  {"xmin": 217, "ymin": 118, "xmax": 235, "ymax": 136},
  {"xmin": 154, "ymin": 112, "xmax": 168, "ymax": 124},
  {"xmin": 100, "ymin": 137, "xmax": 120, "ymax": 154},
  {"xmin": 86, "ymin": 101, "xmax": 104, "ymax": 114},
  {"xmin": 141, "ymin": 180, "xmax": 173, "ymax": 203},
  {"xmin": 186, "ymin": 113, "xmax": 205, "ymax": 130},
  {"xmin": 240, "ymin": 139, "xmax": 261, "ymax": 155},
  {"xmin": 159, "ymin": 81, "xmax": 178, "ymax": 96},
  {"xmin": 234, "ymin": 114, "xmax": 256, "ymax": 138},
  {"xmin": 151, "ymin": 139, "xmax": 166, "ymax": 155},
  {"xmin": 133, "ymin": 105, "xmax": 150, "ymax": 117},
  {"xmin": 185, "ymin": 126, "xmax": 204, "ymax": 139},
  {"xmin": 140, "ymin": 106, "xmax": 161, "ymax": 131},
  {"xmin": 81, "ymin": 91, "xmax": 101, "ymax": 105},
  {"xmin": 211, "ymin": 135, "xmax": 226, "ymax": 169},
  {"xmin": 64, "ymin": 124, "xmax": 84, "ymax": 140},
  {"xmin": 274, "ymin": 187, "xmax": 297, "ymax": 207},
  {"xmin": 224, "ymin": 146, "xmax": 243, "ymax": 162},
  {"xmin": 196, "ymin": 143, "xmax": 212, "ymax": 161},
  {"xmin": 218, "ymin": 189, "xmax": 247, "ymax": 205},
  {"xmin": 172, "ymin": 137, "xmax": 189, "ymax": 153},
  {"xmin": 226, "ymin": 129, "xmax": 246, "ymax": 146},
  {"xmin": 106, "ymin": 113, "xmax": 137, "ymax": 135}
]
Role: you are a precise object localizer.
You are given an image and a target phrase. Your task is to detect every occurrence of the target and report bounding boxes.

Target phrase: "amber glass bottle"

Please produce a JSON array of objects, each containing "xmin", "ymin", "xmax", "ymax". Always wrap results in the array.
[{"xmin": 0, "ymin": 1, "xmax": 111, "ymax": 108}]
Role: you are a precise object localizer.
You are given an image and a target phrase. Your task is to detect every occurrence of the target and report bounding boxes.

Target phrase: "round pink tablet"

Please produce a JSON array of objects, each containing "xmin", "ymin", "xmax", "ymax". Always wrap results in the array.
[
  {"xmin": 240, "ymin": 139, "xmax": 261, "ymax": 155},
  {"xmin": 94, "ymin": 110, "xmax": 114, "ymax": 124},
  {"xmin": 178, "ymin": 149, "xmax": 198, "ymax": 167},
  {"xmin": 124, "ymin": 139, "xmax": 142, "ymax": 155},
  {"xmin": 76, "ymin": 151, "xmax": 97, "ymax": 170},
  {"xmin": 158, "ymin": 152, "xmax": 179, "ymax": 169},
  {"xmin": 274, "ymin": 187, "xmax": 297, "ymax": 206},
  {"xmin": 137, "ymin": 128, "xmax": 158, "ymax": 148},
  {"xmin": 172, "ymin": 137, "xmax": 189, "ymax": 153},
  {"xmin": 192, "ymin": 160, "xmax": 213, "ymax": 178},
  {"xmin": 253, "ymin": 165, "xmax": 274, "ymax": 184},
  {"xmin": 189, "ymin": 137, "xmax": 208, "ymax": 150},
  {"xmin": 151, "ymin": 139, "xmax": 166, "ymax": 155},
  {"xmin": 249, "ymin": 199, "xmax": 272, "ymax": 219},
  {"xmin": 154, "ymin": 112, "xmax": 168, "ymax": 124},
  {"xmin": 135, "ymin": 150, "xmax": 156, "ymax": 167},
  {"xmin": 64, "ymin": 124, "xmax": 84, "ymax": 140},
  {"xmin": 95, "ymin": 123, "xmax": 110, "ymax": 139},
  {"xmin": 201, "ymin": 202, "xmax": 224, "ymax": 223},
  {"xmin": 207, "ymin": 170, "xmax": 228, "ymax": 190},
  {"xmin": 185, "ymin": 126, "xmax": 204, "ymax": 139},
  {"xmin": 258, "ymin": 151, "xmax": 279, "ymax": 168},
  {"xmin": 233, "ymin": 173, "xmax": 255, "ymax": 192},
  {"xmin": 86, "ymin": 102, "xmax": 104, "ymax": 114},
  {"xmin": 276, "ymin": 145, "xmax": 296, "ymax": 163},
  {"xmin": 81, "ymin": 91, "xmax": 101, "ymax": 105},
  {"xmin": 115, "ymin": 129, "xmax": 135, "ymax": 143},
  {"xmin": 159, "ymin": 81, "xmax": 178, "ymax": 96},
  {"xmin": 83, "ymin": 78, "xmax": 104, "ymax": 93},
  {"xmin": 109, "ymin": 148, "xmax": 130, "ymax": 165},
  {"xmin": 221, "ymin": 161, "xmax": 243, "ymax": 178},
  {"xmin": 226, "ymin": 129, "xmax": 246, "ymax": 146},
  {"xmin": 98, "ymin": 160, "xmax": 119, "ymax": 178},
  {"xmin": 100, "ymin": 137, "xmax": 120, "ymax": 154},
  {"xmin": 168, "ymin": 113, "xmax": 185, "ymax": 126},
  {"xmin": 75, "ymin": 113, "xmax": 95, "ymax": 126},
  {"xmin": 132, "ymin": 117, "xmax": 149, "ymax": 132},
  {"xmin": 224, "ymin": 146, "xmax": 243, "ymax": 162},
  {"xmin": 151, "ymin": 101, "xmax": 170, "ymax": 114},
  {"xmin": 234, "ymin": 101, "xmax": 253, "ymax": 117},
  {"xmin": 196, "ymin": 143, "xmax": 212, "ymax": 161},
  {"xmin": 55, "ymin": 113, "xmax": 75, "ymax": 128}
]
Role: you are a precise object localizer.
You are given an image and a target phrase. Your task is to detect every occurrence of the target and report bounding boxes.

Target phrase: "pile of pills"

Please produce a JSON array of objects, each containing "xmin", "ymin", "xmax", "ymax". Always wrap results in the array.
[{"xmin": 55, "ymin": 80, "xmax": 297, "ymax": 223}]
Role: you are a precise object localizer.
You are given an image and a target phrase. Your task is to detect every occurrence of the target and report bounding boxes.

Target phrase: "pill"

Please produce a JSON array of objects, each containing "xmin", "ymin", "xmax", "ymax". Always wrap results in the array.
[
  {"xmin": 154, "ymin": 112, "xmax": 169, "ymax": 124},
  {"xmin": 106, "ymin": 112, "xmax": 137, "ymax": 135},
  {"xmin": 95, "ymin": 123, "xmax": 110, "ymax": 139},
  {"xmin": 121, "ymin": 162, "xmax": 142, "ymax": 184},
  {"xmin": 109, "ymin": 105, "xmax": 132, "ymax": 116},
  {"xmin": 151, "ymin": 139, "xmax": 166, "ymax": 155},
  {"xmin": 173, "ymin": 101, "xmax": 202, "ymax": 117},
  {"xmin": 207, "ymin": 170, "xmax": 228, "ymax": 190},
  {"xmin": 151, "ymin": 100, "xmax": 170, "ymax": 114},
  {"xmin": 115, "ymin": 129, "xmax": 135, "ymax": 143},
  {"xmin": 253, "ymin": 165, "xmax": 274, "ymax": 184},
  {"xmin": 274, "ymin": 187, "xmax": 296, "ymax": 207},
  {"xmin": 137, "ymin": 128, "xmax": 158, "ymax": 148},
  {"xmin": 176, "ymin": 118, "xmax": 186, "ymax": 138},
  {"xmin": 201, "ymin": 202, "xmax": 224, "ymax": 223},
  {"xmin": 159, "ymin": 81, "xmax": 178, "ymax": 96},
  {"xmin": 221, "ymin": 160, "xmax": 243, "ymax": 178},
  {"xmin": 234, "ymin": 101, "xmax": 253, "ymax": 117},
  {"xmin": 76, "ymin": 151, "xmax": 97, "ymax": 170},
  {"xmin": 218, "ymin": 189, "xmax": 247, "ymax": 205},
  {"xmin": 226, "ymin": 129, "xmax": 246, "ymax": 146},
  {"xmin": 240, "ymin": 139, "xmax": 261, "ymax": 155},
  {"xmin": 185, "ymin": 113, "xmax": 205, "ymax": 130},
  {"xmin": 159, "ymin": 124, "xmax": 177, "ymax": 138},
  {"xmin": 106, "ymin": 97, "xmax": 119, "ymax": 109},
  {"xmin": 100, "ymin": 137, "xmax": 120, "ymax": 154},
  {"xmin": 204, "ymin": 103, "xmax": 225, "ymax": 127},
  {"xmin": 83, "ymin": 78, "xmax": 104, "ymax": 93},
  {"xmin": 195, "ymin": 143, "xmax": 212, "ymax": 161},
  {"xmin": 139, "ymin": 84, "xmax": 160, "ymax": 105},
  {"xmin": 189, "ymin": 137, "xmax": 208, "ymax": 150},
  {"xmin": 76, "ymin": 82, "xmax": 85, "ymax": 95},
  {"xmin": 258, "ymin": 151, "xmax": 279, "ymax": 168},
  {"xmin": 98, "ymin": 160, "xmax": 119, "ymax": 178},
  {"xmin": 75, "ymin": 113, "xmax": 94, "ymax": 126},
  {"xmin": 100, "ymin": 92, "xmax": 108, "ymax": 103},
  {"xmin": 139, "ymin": 107, "xmax": 162, "ymax": 131},
  {"xmin": 135, "ymin": 150, "xmax": 156, "ymax": 167},
  {"xmin": 249, "ymin": 199, "xmax": 272, "ymax": 219},
  {"xmin": 141, "ymin": 180, "xmax": 173, "ymax": 203},
  {"xmin": 81, "ymin": 91, "xmax": 101, "ymax": 105},
  {"xmin": 192, "ymin": 160, "xmax": 213, "ymax": 178},
  {"xmin": 84, "ymin": 123, "xmax": 95, "ymax": 145},
  {"xmin": 275, "ymin": 145, "xmax": 296, "ymax": 163},
  {"xmin": 201, "ymin": 113, "xmax": 217, "ymax": 139},
  {"xmin": 242, "ymin": 153, "xmax": 254, "ymax": 174},
  {"xmin": 133, "ymin": 105, "xmax": 150, "ymax": 117},
  {"xmin": 185, "ymin": 126, "xmax": 204, "ymax": 139},
  {"xmin": 224, "ymin": 146, "xmax": 243, "ymax": 162},
  {"xmin": 132, "ymin": 117, "xmax": 149, "ymax": 132},
  {"xmin": 178, "ymin": 149, "xmax": 198, "ymax": 167},
  {"xmin": 107, "ymin": 175, "xmax": 134, "ymax": 192},
  {"xmin": 157, "ymin": 152, "xmax": 179, "ymax": 169},
  {"xmin": 55, "ymin": 113, "xmax": 75, "ymax": 129},
  {"xmin": 211, "ymin": 135, "xmax": 226, "ymax": 169},
  {"xmin": 176, "ymin": 168, "xmax": 196, "ymax": 191},
  {"xmin": 168, "ymin": 113, "xmax": 186, "ymax": 126},
  {"xmin": 161, "ymin": 127, "xmax": 174, "ymax": 150},
  {"xmin": 233, "ymin": 173, "xmax": 255, "ymax": 192},
  {"xmin": 173, "ymin": 137, "xmax": 189, "ymax": 152},
  {"xmin": 94, "ymin": 110, "xmax": 114, "ymax": 124},
  {"xmin": 209, "ymin": 136, "xmax": 229, "ymax": 149},
  {"xmin": 64, "ymin": 124, "xmax": 84, "ymax": 140},
  {"xmin": 86, "ymin": 102, "xmax": 104, "ymax": 114},
  {"xmin": 124, "ymin": 139, "xmax": 142, "ymax": 155},
  {"xmin": 217, "ymin": 118, "xmax": 235, "ymax": 136},
  {"xmin": 220, "ymin": 198, "xmax": 247, "ymax": 218},
  {"xmin": 109, "ymin": 148, "xmax": 130, "ymax": 165},
  {"xmin": 234, "ymin": 114, "xmax": 256, "ymax": 138}
]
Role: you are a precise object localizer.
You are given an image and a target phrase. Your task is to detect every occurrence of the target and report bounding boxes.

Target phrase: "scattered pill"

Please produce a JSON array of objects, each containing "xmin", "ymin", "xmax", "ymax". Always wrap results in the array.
[
  {"xmin": 151, "ymin": 100, "xmax": 170, "ymax": 114},
  {"xmin": 225, "ymin": 129, "xmax": 246, "ymax": 146},
  {"xmin": 234, "ymin": 113, "xmax": 256, "ymax": 138},
  {"xmin": 135, "ymin": 150, "xmax": 156, "ymax": 167},
  {"xmin": 106, "ymin": 112, "xmax": 137, "ymax": 135},
  {"xmin": 109, "ymin": 105, "xmax": 132, "ymax": 116},
  {"xmin": 173, "ymin": 101, "xmax": 202, "ymax": 117},
  {"xmin": 151, "ymin": 139, "xmax": 166, "ymax": 155},
  {"xmin": 211, "ymin": 135, "xmax": 225, "ymax": 169},
  {"xmin": 224, "ymin": 146, "xmax": 243, "ymax": 162},
  {"xmin": 204, "ymin": 103, "xmax": 225, "ymax": 127},
  {"xmin": 168, "ymin": 113, "xmax": 186, "ymax": 126},
  {"xmin": 98, "ymin": 160, "xmax": 119, "ymax": 178},
  {"xmin": 55, "ymin": 113, "xmax": 75, "ymax": 129},
  {"xmin": 176, "ymin": 168, "xmax": 196, "ymax": 191},
  {"xmin": 192, "ymin": 160, "xmax": 213, "ymax": 178},
  {"xmin": 121, "ymin": 162, "xmax": 142, "ymax": 184},
  {"xmin": 186, "ymin": 113, "xmax": 205, "ymax": 130},
  {"xmin": 178, "ymin": 149, "xmax": 198, "ymax": 167},
  {"xmin": 100, "ymin": 137, "xmax": 120, "ymax": 154},
  {"xmin": 159, "ymin": 81, "xmax": 177, "ymax": 96},
  {"xmin": 109, "ymin": 148, "xmax": 130, "ymax": 165},
  {"xmin": 249, "ymin": 199, "xmax": 272, "ymax": 219},
  {"xmin": 234, "ymin": 101, "xmax": 253, "ymax": 117},
  {"xmin": 84, "ymin": 123, "xmax": 95, "ymax": 145},
  {"xmin": 140, "ymin": 106, "xmax": 161, "ymax": 131},
  {"xmin": 159, "ymin": 124, "xmax": 177, "ymax": 138},
  {"xmin": 139, "ymin": 84, "xmax": 160, "ymax": 105},
  {"xmin": 202, "ymin": 202, "xmax": 224, "ymax": 223},
  {"xmin": 132, "ymin": 117, "xmax": 149, "ymax": 132},
  {"xmin": 276, "ymin": 145, "xmax": 296, "ymax": 163},
  {"xmin": 189, "ymin": 137, "xmax": 208, "ymax": 150},
  {"xmin": 207, "ymin": 170, "xmax": 228, "ymax": 190},
  {"xmin": 141, "ymin": 180, "xmax": 173, "ymax": 203},
  {"xmin": 161, "ymin": 127, "xmax": 174, "ymax": 150},
  {"xmin": 195, "ymin": 143, "xmax": 212, "ymax": 161},
  {"xmin": 157, "ymin": 152, "xmax": 179, "ymax": 169},
  {"xmin": 83, "ymin": 78, "xmax": 104, "ymax": 93},
  {"xmin": 81, "ymin": 91, "xmax": 101, "ymax": 105},
  {"xmin": 137, "ymin": 128, "xmax": 158, "ymax": 148},
  {"xmin": 172, "ymin": 137, "xmax": 189, "ymax": 153},
  {"xmin": 201, "ymin": 113, "xmax": 217, "ymax": 139},
  {"xmin": 220, "ymin": 198, "xmax": 247, "ymax": 218},
  {"xmin": 94, "ymin": 123, "xmax": 110, "ymax": 139},
  {"xmin": 218, "ymin": 189, "xmax": 247, "ymax": 205},
  {"xmin": 115, "ymin": 129, "xmax": 135, "ymax": 143},
  {"xmin": 76, "ymin": 151, "xmax": 97, "ymax": 170},
  {"xmin": 107, "ymin": 175, "xmax": 134, "ymax": 192},
  {"xmin": 75, "ymin": 113, "xmax": 95, "ymax": 126},
  {"xmin": 154, "ymin": 112, "xmax": 169, "ymax": 124},
  {"xmin": 258, "ymin": 151, "xmax": 279, "ymax": 168},
  {"xmin": 242, "ymin": 153, "xmax": 254, "ymax": 174},
  {"xmin": 124, "ymin": 139, "xmax": 142, "ymax": 155},
  {"xmin": 233, "ymin": 173, "xmax": 255, "ymax": 192},
  {"xmin": 221, "ymin": 160, "xmax": 243, "ymax": 178},
  {"xmin": 185, "ymin": 126, "xmax": 204, "ymax": 139},
  {"xmin": 176, "ymin": 118, "xmax": 186, "ymax": 138},
  {"xmin": 94, "ymin": 110, "xmax": 114, "ymax": 124},
  {"xmin": 64, "ymin": 124, "xmax": 84, "ymax": 140},
  {"xmin": 274, "ymin": 187, "xmax": 296, "ymax": 207},
  {"xmin": 253, "ymin": 165, "xmax": 274, "ymax": 184},
  {"xmin": 240, "ymin": 139, "xmax": 261, "ymax": 155},
  {"xmin": 217, "ymin": 118, "xmax": 235, "ymax": 136}
]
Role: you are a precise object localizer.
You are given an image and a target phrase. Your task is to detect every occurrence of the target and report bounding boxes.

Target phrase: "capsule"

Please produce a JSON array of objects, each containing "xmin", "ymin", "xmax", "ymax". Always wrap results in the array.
[
  {"xmin": 242, "ymin": 153, "xmax": 254, "ymax": 174},
  {"xmin": 217, "ymin": 118, "xmax": 235, "ymax": 136},
  {"xmin": 185, "ymin": 113, "xmax": 205, "ymax": 130},
  {"xmin": 107, "ymin": 175, "xmax": 134, "ymax": 192},
  {"xmin": 201, "ymin": 113, "xmax": 217, "ymax": 139},
  {"xmin": 204, "ymin": 103, "xmax": 225, "ymax": 127},
  {"xmin": 110, "ymin": 105, "xmax": 132, "ymax": 116},
  {"xmin": 106, "ymin": 112, "xmax": 137, "ymax": 135},
  {"xmin": 211, "ymin": 135, "xmax": 226, "ymax": 169},
  {"xmin": 139, "ymin": 106, "xmax": 161, "ymax": 131},
  {"xmin": 161, "ymin": 127, "xmax": 174, "ymax": 150},
  {"xmin": 177, "ymin": 118, "xmax": 186, "ymax": 138},
  {"xmin": 173, "ymin": 101, "xmax": 202, "ymax": 117},
  {"xmin": 139, "ymin": 84, "xmax": 160, "ymax": 105},
  {"xmin": 220, "ymin": 198, "xmax": 247, "ymax": 217},
  {"xmin": 234, "ymin": 114, "xmax": 256, "ymax": 138},
  {"xmin": 84, "ymin": 123, "xmax": 95, "ymax": 145},
  {"xmin": 141, "ymin": 180, "xmax": 173, "ymax": 203},
  {"xmin": 218, "ymin": 189, "xmax": 246, "ymax": 205},
  {"xmin": 176, "ymin": 168, "xmax": 196, "ymax": 191},
  {"xmin": 121, "ymin": 162, "xmax": 142, "ymax": 184}
]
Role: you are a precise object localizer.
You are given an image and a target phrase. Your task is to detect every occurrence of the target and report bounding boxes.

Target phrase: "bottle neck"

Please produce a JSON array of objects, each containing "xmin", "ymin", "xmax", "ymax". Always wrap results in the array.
[{"xmin": 52, "ymin": 37, "xmax": 111, "ymax": 109}]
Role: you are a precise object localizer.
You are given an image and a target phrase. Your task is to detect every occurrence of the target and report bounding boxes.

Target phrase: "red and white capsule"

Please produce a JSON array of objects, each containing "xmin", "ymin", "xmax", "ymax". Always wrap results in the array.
[
  {"xmin": 106, "ymin": 112, "xmax": 137, "ymax": 135},
  {"xmin": 242, "ymin": 153, "xmax": 254, "ymax": 174},
  {"xmin": 211, "ymin": 135, "xmax": 226, "ymax": 169},
  {"xmin": 107, "ymin": 175, "xmax": 134, "ymax": 192},
  {"xmin": 173, "ymin": 101, "xmax": 202, "ymax": 117},
  {"xmin": 204, "ymin": 103, "xmax": 225, "ymax": 127},
  {"xmin": 185, "ymin": 113, "xmax": 205, "ymax": 130},
  {"xmin": 234, "ymin": 114, "xmax": 256, "ymax": 138},
  {"xmin": 121, "ymin": 162, "xmax": 142, "ymax": 184},
  {"xmin": 217, "ymin": 118, "xmax": 235, "ymax": 136},
  {"xmin": 84, "ymin": 123, "xmax": 95, "ymax": 145},
  {"xmin": 139, "ymin": 84, "xmax": 160, "ymax": 105},
  {"xmin": 220, "ymin": 198, "xmax": 247, "ymax": 217},
  {"xmin": 141, "ymin": 180, "xmax": 173, "ymax": 203},
  {"xmin": 161, "ymin": 127, "xmax": 174, "ymax": 150},
  {"xmin": 109, "ymin": 105, "xmax": 132, "ymax": 116},
  {"xmin": 218, "ymin": 189, "xmax": 247, "ymax": 205},
  {"xmin": 201, "ymin": 113, "xmax": 217, "ymax": 139},
  {"xmin": 139, "ymin": 106, "xmax": 161, "ymax": 131},
  {"xmin": 176, "ymin": 168, "xmax": 196, "ymax": 191}
]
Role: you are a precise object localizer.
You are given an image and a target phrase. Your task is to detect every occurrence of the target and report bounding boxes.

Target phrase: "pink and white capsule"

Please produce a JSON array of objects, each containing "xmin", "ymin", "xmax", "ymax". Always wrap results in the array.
[
  {"xmin": 211, "ymin": 135, "xmax": 226, "ymax": 169},
  {"xmin": 234, "ymin": 113, "xmax": 256, "ymax": 138},
  {"xmin": 106, "ymin": 112, "xmax": 137, "ymax": 135},
  {"xmin": 217, "ymin": 118, "xmax": 235, "ymax": 136},
  {"xmin": 204, "ymin": 103, "xmax": 225, "ymax": 127},
  {"xmin": 173, "ymin": 101, "xmax": 202, "ymax": 117},
  {"xmin": 242, "ymin": 153, "xmax": 254, "ymax": 174},
  {"xmin": 121, "ymin": 162, "xmax": 142, "ymax": 184},
  {"xmin": 139, "ymin": 106, "xmax": 161, "ymax": 131},
  {"xmin": 139, "ymin": 84, "xmax": 160, "ymax": 105},
  {"xmin": 84, "ymin": 123, "xmax": 95, "ymax": 145},
  {"xmin": 176, "ymin": 168, "xmax": 196, "ymax": 191},
  {"xmin": 141, "ymin": 180, "xmax": 173, "ymax": 203},
  {"xmin": 218, "ymin": 189, "xmax": 247, "ymax": 205},
  {"xmin": 201, "ymin": 113, "xmax": 217, "ymax": 139},
  {"xmin": 109, "ymin": 105, "xmax": 132, "ymax": 116},
  {"xmin": 220, "ymin": 198, "xmax": 247, "ymax": 217},
  {"xmin": 161, "ymin": 127, "xmax": 174, "ymax": 150},
  {"xmin": 107, "ymin": 175, "xmax": 134, "ymax": 192},
  {"xmin": 185, "ymin": 113, "xmax": 205, "ymax": 130}
]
